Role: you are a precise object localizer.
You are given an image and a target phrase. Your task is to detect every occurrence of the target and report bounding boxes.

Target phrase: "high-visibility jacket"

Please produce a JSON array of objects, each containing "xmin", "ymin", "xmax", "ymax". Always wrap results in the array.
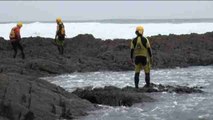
[{"xmin": 130, "ymin": 36, "xmax": 151, "ymax": 57}]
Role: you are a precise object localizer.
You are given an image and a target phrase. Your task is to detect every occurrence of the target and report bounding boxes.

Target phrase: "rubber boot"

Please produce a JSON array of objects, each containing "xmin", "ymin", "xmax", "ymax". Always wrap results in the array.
[
  {"xmin": 134, "ymin": 73, "xmax": 140, "ymax": 89},
  {"xmin": 145, "ymin": 73, "xmax": 150, "ymax": 87}
]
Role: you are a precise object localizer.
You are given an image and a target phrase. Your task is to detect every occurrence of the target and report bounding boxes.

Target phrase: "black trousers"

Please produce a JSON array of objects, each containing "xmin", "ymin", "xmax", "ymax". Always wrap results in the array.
[
  {"xmin": 57, "ymin": 36, "xmax": 65, "ymax": 55},
  {"xmin": 11, "ymin": 41, "xmax": 25, "ymax": 59}
]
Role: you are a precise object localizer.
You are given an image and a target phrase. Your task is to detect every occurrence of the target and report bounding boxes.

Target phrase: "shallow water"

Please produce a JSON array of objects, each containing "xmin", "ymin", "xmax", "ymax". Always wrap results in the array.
[{"xmin": 43, "ymin": 66, "xmax": 213, "ymax": 120}]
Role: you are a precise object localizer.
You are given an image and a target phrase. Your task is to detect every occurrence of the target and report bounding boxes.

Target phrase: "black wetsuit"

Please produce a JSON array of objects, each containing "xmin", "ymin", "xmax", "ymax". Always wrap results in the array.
[{"xmin": 56, "ymin": 23, "xmax": 65, "ymax": 55}]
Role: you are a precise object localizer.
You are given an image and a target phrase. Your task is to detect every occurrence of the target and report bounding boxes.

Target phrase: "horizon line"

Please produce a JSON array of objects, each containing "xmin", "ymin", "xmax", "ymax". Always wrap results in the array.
[{"xmin": 1, "ymin": 18, "xmax": 213, "ymax": 24}]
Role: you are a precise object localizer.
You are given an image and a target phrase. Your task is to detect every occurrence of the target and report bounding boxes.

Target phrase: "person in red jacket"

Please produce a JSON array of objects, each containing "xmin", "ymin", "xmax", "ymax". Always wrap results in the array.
[{"xmin": 9, "ymin": 22, "xmax": 25, "ymax": 59}]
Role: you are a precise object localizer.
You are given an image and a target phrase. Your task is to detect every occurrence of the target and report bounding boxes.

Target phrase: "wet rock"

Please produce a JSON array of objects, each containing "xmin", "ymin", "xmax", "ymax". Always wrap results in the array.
[
  {"xmin": 72, "ymin": 86, "xmax": 154, "ymax": 107},
  {"xmin": 122, "ymin": 83, "xmax": 204, "ymax": 93},
  {"xmin": 73, "ymin": 83, "xmax": 203, "ymax": 107},
  {"xmin": 0, "ymin": 73, "xmax": 96, "ymax": 120}
]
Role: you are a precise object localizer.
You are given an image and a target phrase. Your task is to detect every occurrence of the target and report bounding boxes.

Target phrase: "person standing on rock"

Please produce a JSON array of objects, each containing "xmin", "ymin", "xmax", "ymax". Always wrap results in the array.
[
  {"xmin": 130, "ymin": 26, "xmax": 153, "ymax": 88},
  {"xmin": 9, "ymin": 22, "xmax": 25, "ymax": 59},
  {"xmin": 54, "ymin": 17, "xmax": 66, "ymax": 55}
]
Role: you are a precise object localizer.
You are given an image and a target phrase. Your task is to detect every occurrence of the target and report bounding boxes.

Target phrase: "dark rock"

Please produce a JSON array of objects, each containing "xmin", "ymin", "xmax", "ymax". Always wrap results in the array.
[
  {"xmin": 73, "ymin": 83, "xmax": 203, "ymax": 107},
  {"xmin": 122, "ymin": 83, "xmax": 203, "ymax": 93},
  {"xmin": 0, "ymin": 73, "xmax": 96, "ymax": 120},
  {"xmin": 73, "ymin": 86, "xmax": 154, "ymax": 107},
  {"xmin": 24, "ymin": 111, "xmax": 35, "ymax": 120},
  {"xmin": 0, "ymin": 32, "xmax": 212, "ymax": 76}
]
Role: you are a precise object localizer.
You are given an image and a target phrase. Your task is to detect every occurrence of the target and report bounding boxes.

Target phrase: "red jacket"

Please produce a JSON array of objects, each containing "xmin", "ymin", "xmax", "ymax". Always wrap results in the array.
[{"xmin": 10, "ymin": 26, "xmax": 21, "ymax": 41}]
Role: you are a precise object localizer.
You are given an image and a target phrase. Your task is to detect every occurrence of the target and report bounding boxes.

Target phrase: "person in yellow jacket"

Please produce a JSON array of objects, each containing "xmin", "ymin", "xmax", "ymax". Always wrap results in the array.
[
  {"xmin": 54, "ymin": 17, "xmax": 66, "ymax": 55},
  {"xmin": 130, "ymin": 26, "xmax": 153, "ymax": 88}
]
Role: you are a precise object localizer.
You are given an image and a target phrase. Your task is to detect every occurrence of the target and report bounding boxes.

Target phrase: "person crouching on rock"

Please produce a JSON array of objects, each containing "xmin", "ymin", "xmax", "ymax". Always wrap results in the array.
[
  {"xmin": 130, "ymin": 26, "xmax": 153, "ymax": 88},
  {"xmin": 55, "ymin": 17, "xmax": 66, "ymax": 55},
  {"xmin": 9, "ymin": 22, "xmax": 25, "ymax": 59}
]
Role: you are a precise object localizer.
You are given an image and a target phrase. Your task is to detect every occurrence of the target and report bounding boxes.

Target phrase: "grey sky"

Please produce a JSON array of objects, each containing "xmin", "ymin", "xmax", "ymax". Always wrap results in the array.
[{"xmin": 0, "ymin": 1, "xmax": 213, "ymax": 22}]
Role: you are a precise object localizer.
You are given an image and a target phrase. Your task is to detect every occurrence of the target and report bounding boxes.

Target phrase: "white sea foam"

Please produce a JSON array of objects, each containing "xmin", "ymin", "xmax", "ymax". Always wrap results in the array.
[
  {"xmin": 42, "ymin": 66, "xmax": 213, "ymax": 120},
  {"xmin": 0, "ymin": 22, "xmax": 213, "ymax": 40}
]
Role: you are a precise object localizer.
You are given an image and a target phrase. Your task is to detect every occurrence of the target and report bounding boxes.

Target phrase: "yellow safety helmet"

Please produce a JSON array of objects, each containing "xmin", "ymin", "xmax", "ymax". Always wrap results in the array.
[
  {"xmin": 17, "ymin": 22, "xmax": 23, "ymax": 27},
  {"xmin": 56, "ymin": 17, "xmax": 62, "ymax": 23},
  {"xmin": 136, "ymin": 26, "xmax": 144, "ymax": 35}
]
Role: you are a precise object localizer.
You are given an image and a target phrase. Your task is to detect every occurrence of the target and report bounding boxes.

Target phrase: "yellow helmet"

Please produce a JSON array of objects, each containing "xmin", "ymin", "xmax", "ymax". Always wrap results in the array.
[
  {"xmin": 136, "ymin": 26, "xmax": 144, "ymax": 35},
  {"xmin": 17, "ymin": 22, "xmax": 23, "ymax": 27},
  {"xmin": 56, "ymin": 17, "xmax": 62, "ymax": 23}
]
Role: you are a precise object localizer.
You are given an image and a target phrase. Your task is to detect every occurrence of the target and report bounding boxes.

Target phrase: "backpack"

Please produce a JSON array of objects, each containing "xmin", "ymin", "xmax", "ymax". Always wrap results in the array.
[{"xmin": 9, "ymin": 27, "xmax": 16, "ymax": 39}]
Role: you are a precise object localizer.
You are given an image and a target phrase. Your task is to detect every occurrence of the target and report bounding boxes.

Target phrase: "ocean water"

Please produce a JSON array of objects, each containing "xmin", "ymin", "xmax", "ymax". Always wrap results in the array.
[
  {"xmin": 1, "ymin": 21, "xmax": 213, "ymax": 40},
  {"xmin": 42, "ymin": 66, "xmax": 213, "ymax": 120}
]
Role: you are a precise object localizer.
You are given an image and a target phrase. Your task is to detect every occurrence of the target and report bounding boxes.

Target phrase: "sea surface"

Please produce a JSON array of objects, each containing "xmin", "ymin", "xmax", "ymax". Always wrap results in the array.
[
  {"xmin": 1, "ymin": 19, "xmax": 213, "ymax": 40},
  {"xmin": 43, "ymin": 66, "xmax": 213, "ymax": 120}
]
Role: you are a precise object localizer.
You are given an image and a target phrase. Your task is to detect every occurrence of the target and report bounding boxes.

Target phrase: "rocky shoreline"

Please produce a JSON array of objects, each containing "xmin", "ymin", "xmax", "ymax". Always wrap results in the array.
[
  {"xmin": 0, "ymin": 32, "xmax": 212, "ymax": 119},
  {"xmin": 1, "ymin": 32, "xmax": 213, "ymax": 75}
]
